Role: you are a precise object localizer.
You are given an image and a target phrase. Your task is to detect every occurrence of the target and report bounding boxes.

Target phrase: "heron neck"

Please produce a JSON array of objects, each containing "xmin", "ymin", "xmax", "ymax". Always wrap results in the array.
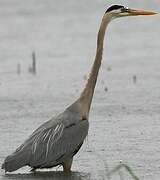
[{"xmin": 78, "ymin": 15, "xmax": 111, "ymax": 117}]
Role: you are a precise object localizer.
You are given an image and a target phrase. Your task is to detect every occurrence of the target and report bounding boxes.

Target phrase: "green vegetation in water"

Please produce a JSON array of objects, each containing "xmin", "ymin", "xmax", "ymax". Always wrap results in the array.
[{"xmin": 106, "ymin": 163, "xmax": 139, "ymax": 180}]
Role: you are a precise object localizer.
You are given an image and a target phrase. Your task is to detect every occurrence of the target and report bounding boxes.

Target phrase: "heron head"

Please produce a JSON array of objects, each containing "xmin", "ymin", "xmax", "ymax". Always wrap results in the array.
[{"xmin": 105, "ymin": 5, "xmax": 157, "ymax": 20}]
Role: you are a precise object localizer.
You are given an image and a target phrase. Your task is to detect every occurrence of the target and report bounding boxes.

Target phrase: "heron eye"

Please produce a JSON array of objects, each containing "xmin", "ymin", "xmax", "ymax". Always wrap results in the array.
[
  {"xmin": 125, "ymin": 7, "xmax": 129, "ymax": 12},
  {"xmin": 121, "ymin": 7, "xmax": 129, "ymax": 13}
]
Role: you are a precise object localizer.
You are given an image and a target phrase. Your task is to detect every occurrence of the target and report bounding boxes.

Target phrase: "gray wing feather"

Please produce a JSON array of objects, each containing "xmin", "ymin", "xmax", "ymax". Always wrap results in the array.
[
  {"xmin": 38, "ymin": 120, "xmax": 88, "ymax": 168},
  {"xmin": 29, "ymin": 119, "xmax": 88, "ymax": 168},
  {"xmin": 2, "ymin": 107, "xmax": 89, "ymax": 171},
  {"xmin": 28, "ymin": 123, "xmax": 65, "ymax": 166}
]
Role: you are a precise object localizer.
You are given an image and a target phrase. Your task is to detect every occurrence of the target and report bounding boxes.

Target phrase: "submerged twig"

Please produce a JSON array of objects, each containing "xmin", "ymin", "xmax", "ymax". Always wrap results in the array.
[
  {"xmin": 17, "ymin": 63, "xmax": 21, "ymax": 75},
  {"xmin": 28, "ymin": 51, "xmax": 37, "ymax": 75}
]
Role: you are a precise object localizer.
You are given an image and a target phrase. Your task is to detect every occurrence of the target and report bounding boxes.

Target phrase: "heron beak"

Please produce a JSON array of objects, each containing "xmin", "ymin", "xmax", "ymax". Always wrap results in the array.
[{"xmin": 128, "ymin": 9, "xmax": 157, "ymax": 16}]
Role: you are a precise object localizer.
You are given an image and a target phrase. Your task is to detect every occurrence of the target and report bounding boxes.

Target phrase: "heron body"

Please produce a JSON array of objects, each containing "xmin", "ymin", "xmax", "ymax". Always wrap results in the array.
[
  {"xmin": 2, "ymin": 102, "xmax": 89, "ymax": 172},
  {"xmin": 2, "ymin": 5, "xmax": 156, "ymax": 173}
]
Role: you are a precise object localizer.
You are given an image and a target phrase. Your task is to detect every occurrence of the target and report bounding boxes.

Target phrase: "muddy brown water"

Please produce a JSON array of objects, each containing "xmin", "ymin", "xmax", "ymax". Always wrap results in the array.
[{"xmin": 0, "ymin": 0, "xmax": 160, "ymax": 179}]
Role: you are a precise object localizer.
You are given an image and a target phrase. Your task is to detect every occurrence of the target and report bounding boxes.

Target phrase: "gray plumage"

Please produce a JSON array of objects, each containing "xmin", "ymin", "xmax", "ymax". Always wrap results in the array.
[{"xmin": 2, "ymin": 103, "xmax": 89, "ymax": 172}]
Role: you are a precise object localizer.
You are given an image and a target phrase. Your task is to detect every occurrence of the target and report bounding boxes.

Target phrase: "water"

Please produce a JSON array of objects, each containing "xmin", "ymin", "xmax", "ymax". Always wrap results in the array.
[{"xmin": 0, "ymin": 0, "xmax": 160, "ymax": 179}]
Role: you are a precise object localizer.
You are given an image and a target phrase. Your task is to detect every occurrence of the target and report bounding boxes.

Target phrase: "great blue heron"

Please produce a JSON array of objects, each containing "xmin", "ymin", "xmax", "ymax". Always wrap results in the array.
[{"xmin": 2, "ymin": 5, "xmax": 156, "ymax": 173}]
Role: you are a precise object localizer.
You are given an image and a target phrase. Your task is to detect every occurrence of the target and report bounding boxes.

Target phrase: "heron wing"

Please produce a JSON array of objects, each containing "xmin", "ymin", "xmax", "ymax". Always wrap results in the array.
[
  {"xmin": 42, "ymin": 119, "xmax": 89, "ymax": 167},
  {"xmin": 25, "ymin": 122, "xmax": 64, "ymax": 166},
  {"xmin": 3, "ymin": 107, "xmax": 89, "ymax": 171},
  {"xmin": 28, "ymin": 119, "xmax": 89, "ymax": 168}
]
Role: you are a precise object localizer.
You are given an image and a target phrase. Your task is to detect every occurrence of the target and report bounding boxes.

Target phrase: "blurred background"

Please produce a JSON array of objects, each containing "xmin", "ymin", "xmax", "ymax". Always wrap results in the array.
[{"xmin": 0, "ymin": 0, "xmax": 160, "ymax": 179}]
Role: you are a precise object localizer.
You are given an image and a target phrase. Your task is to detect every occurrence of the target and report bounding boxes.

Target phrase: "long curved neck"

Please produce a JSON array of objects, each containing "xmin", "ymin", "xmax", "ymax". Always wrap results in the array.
[{"xmin": 78, "ymin": 15, "xmax": 111, "ymax": 118}]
